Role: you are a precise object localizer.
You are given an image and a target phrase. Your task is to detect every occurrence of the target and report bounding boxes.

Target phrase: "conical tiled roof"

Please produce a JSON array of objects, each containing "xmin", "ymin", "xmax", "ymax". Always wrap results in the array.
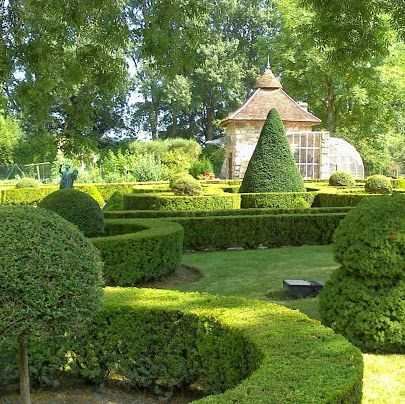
[
  {"xmin": 253, "ymin": 68, "xmax": 282, "ymax": 89},
  {"xmin": 220, "ymin": 66, "xmax": 321, "ymax": 128}
]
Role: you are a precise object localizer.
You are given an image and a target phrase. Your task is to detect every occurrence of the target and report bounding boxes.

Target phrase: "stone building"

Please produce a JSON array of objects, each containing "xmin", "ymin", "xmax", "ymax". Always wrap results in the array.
[{"xmin": 218, "ymin": 65, "xmax": 364, "ymax": 180}]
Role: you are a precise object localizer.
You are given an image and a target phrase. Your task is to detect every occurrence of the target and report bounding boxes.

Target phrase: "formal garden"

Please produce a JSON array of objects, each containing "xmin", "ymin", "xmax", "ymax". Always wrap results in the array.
[
  {"xmin": 1, "ymin": 1, "xmax": 405, "ymax": 403},
  {"xmin": 0, "ymin": 108, "xmax": 404, "ymax": 404}
]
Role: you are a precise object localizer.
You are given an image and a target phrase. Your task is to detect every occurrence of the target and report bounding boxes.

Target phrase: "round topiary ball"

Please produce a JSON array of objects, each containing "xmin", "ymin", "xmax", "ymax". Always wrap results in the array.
[
  {"xmin": 38, "ymin": 189, "xmax": 104, "ymax": 237},
  {"xmin": 319, "ymin": 266, "xmax": 405, "ymax": 353},
  {"xmin": 365, "ymin": 175, "xmax": 392, "ymax": 194},
  {"xmin": 333, "ymin": 194, "xmax": 405, "ymax": 278},
  {"xmin": 0, "ymin": 206, "xmax": 104, "ymax": 343},
  {"xmin": 328, "ymin": 171, "xmax": 356, "ymax": 187},
  {"xmin": 15, "ymin": 178, "xmax": 40, "ymax": 188},
  {"xmin": 170, "ymin": 174, "xmax": 203, "ymax": 196}
]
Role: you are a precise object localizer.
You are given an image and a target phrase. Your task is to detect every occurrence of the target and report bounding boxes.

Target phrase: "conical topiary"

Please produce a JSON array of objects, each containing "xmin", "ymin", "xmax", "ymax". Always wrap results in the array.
[{"xmin": 239, "ymin": 108, "xmax": 305, "ymax": 193}]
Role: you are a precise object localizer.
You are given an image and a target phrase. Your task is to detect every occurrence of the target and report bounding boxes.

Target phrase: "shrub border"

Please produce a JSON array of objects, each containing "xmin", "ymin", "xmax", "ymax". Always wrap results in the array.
[
  {"xmin": 102, "ymin": 288, "xmax": 363, "ymax": 404},
  {"xmin": 91, "ymin": 219, "xmax": 184, "ymax": 286}
]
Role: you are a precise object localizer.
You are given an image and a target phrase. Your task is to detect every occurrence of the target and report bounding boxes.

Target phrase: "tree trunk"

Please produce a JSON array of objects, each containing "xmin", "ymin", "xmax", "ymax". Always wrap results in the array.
[
  {"xmin": 18, "ymin": 335, "xmax": 31, "ymax": 404},
  {"xmin": 326, "ymin": 84, "xmax": 336, "ymax": 136}
]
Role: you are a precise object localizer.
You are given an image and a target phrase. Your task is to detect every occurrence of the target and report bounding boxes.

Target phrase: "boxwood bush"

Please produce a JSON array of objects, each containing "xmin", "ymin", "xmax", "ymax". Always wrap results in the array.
[
  {"xmin": 320, "ymin": 194, "xmax": 405, "ymax": 352},
  {"xmin": 328, "ymin": 171, "xmax": 356, "ymax": 187},
  {"xmin": 166, "ymin": 213, "xmax": 345, "ymax": 251},
  {"xmin": 15, "ymin": 177, "xmax": 40, "ymax": 188},
  {"xmin": 240, "ymin": 191, "xmax": 317, "ymax": 208},
  {"xmin": 38, "ymin": 189, "xmax": 104, "ymax": 237},
  {"xmin": 91, "ymin": 219, "xmax": 184, "ymax": 286},
  {"xmin": 123, "ymin": 193, "xmax": 241, "ymax": 211},
  {"xmin": 365, "ymin": 175, "xmax": 392, "ymax": 194},
  {"xmin": 0, "ymin": 289, "xmax": 363, "ymax": 403}
]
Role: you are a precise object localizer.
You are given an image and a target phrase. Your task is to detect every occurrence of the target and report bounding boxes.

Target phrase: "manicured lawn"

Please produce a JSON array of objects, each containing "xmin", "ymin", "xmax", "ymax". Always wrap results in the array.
[{"xmin": 179, "ymin": 245, "xmax": 405, "ymax": 404}]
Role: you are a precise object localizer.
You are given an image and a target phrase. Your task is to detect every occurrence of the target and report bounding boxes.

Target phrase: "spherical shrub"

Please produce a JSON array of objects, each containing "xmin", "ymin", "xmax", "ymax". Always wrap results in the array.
[
  {"xmin": 38, "ymin": 189, "xmax": 104, "ymax": 237},
  {"xmin": 320, "ymin": 194, "xmax": 405, "ymax": 352},
  {"xmin": 170, "ymin": 175, "xmax": 203, "ymax": 196},
  {"xmin": 365, "ymin": 175, "xmax": 392, "ymax": 194},
  {"xmin": 169, "ymin": 172, "xmax": 190, "ymax": 188},
  {"xmin": 392, "ymin": 177, "xmax": 405, "ymax": 189},
  {"xmin": 15, "ymin": 178, "xmax": 40, "ymax": 188},
  {"xmin": 0, "ymin": 205, "xmax": 104, "ymax": 343},
  {"xmin": 319, "ymin": 267, "xmax": 405, "ymax": 353},
  {"xmin": 328, "ymin": 171, "xmax": 356, "ymax": 187},
  {"xmin": 333, "ymin": 194, "xmax": 405, "ymax": 278}
]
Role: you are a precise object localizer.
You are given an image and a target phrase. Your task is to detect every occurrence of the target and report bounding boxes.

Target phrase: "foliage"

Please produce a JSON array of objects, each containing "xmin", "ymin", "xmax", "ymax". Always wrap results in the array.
[
  {"xmin": 189, "ymin": 158, "xmax": 214, "ymax": 179},
  {"xmin": 291, "ymin": 197, "xmax": 311, "ymax": 208},
  {"xmin": 201, "ymin": 144, "xmax": 226, "ymax": 177},
  {"xmin": 15, "ymin": 178, "xmax": 40, "ymax": 189},
  {"xmin": 91, "ymin": 219, "xmax": 184, "ymax": 286},
  {"xmin": 102, "ymin": 191, "xmax": 124, "ymax": 212},
  {"xmin": 320, "ymin": 194, "xmax": 405, "ymax": 352},
  {"xmin": 76, "ymin": 185, "xmax": 105, "ymax": 207},
  {"xmin": 123, "ymin": 194, "xmax": 241, "ymax": 211},
  {"xmin": 240, "ymin": 192, "xmax": 316, "ymax": 208},
  {"xmin": 365, "ymin": 175, "xmax": 393, "ymax": 194},
  {"xmin": 239, "ymin": 109, "xmax": 306, "ymax": 193},
  {"xmin": 0, "ymin": 206, "xmax": 104, "ymax": 401},
  {"xmin": 329, "ymin": 171, "xmax": 356, "ymax": 187},
  {"xmin": 0, "ymin": 114, "xmax": 22, "ymax": 165},
  {"xmin": 169, "ymin": 212, "xmax": 344, "ymax": 251},
  {"xmin": 38, "ymin": 189, "xmax": 104, "ymax": 237},
  {"xmin": 132, "ymin": 154, "xmax": 170, "ymax": 182},
  {"xmin": 169, "ymin": 172, "xmax": 190, "ymax": 188},
  {"xmin": 392, "ymin": 177, "xmax": 405, "ymax": 189},
  {"xmin": 171, "ymin": 175, "xmax": 203, "ymax": 196},
  {"xmin": 0, "ymin": 288, "xmax": 363, "ymax": 403}
]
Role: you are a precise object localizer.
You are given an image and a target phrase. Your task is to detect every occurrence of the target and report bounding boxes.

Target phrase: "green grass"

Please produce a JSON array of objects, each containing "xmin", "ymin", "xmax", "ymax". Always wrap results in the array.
[
  {"xmin": 178, "ymin": 245, "xmax": 405, "ymax": 404},
  {"xmin": 181, "ymin": 245, "xmax": 337, "ymax": 320}
]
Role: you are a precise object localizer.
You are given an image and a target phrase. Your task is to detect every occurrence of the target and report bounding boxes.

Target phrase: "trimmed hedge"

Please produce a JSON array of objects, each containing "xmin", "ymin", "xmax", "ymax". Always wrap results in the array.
[
  {"xmin": 328, "ymin": 171, "xmax": 356, "ymax": 187},
  {"xmin": 104, "ymin": 206, "xmax": 352, "ymax": 219},
  {"xmin": 315, "ymin": 192, "xmax": 381, "ymax": 207},
  {"xmin": 123, "ymin": 193, "xmax": 241, "ymax": 211},
  {"xmin": 0, "ymin": 185, "xmax": 58, "ymax": 205},
  {"xmin": 165, "ymin": 213, "xmax": 346, "ymax": 251},
  {"xmin": 0, "ymin": 289, "xmax": 363, "ymax": 403},
  {"xmin": 91, "ymin": 219, "xmax": 184, "ymax": 286},
  {"xmin": 240, "ymin": 191, "xmax": 317, "ymax": 208}
]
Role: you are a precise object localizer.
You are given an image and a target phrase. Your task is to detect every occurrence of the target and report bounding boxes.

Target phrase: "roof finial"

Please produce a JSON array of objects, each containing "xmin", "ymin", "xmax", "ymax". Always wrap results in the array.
[{"xmin": 266, "ymin": 55, "xmax": 271, "ymax": 72}]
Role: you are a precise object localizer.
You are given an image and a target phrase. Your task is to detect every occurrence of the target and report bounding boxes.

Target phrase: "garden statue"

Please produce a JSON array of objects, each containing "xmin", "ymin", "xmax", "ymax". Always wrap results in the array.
[{"xmin": 59, "ymin": 164, "xmax": 78, "ymax": 189}]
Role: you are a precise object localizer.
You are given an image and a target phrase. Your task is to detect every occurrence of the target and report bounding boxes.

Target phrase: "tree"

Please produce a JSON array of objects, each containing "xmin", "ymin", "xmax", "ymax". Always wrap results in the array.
[
  {"xmin": 0, "ymin": 206, "xmax": 104, "ymax": 404},
  {"xmin": 0, "ymin": 113, "xmax": 22, "ymax": 164},
  {"xmin": 239, "ymin": 108, "xmax": 306, "ymax": 193}
]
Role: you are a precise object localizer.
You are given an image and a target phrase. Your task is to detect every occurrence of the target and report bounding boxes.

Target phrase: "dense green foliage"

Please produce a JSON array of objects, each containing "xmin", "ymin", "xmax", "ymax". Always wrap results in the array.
[
  {"xmin": 239, "ymin": 109, "xmax": 306, "ymax": 193},
  {"xmin": 0, "ymin": 114, "xmax": 22, "ymax": 165},
  {"xmin": 365, "ymin": 175, "xmax": 393, "ymax": 194},
  {"xmin": 0, "ymin": 186, "xmax": 58, "ymax": 205},
  {"xmin": 0, "ymin": 206, "xmax": 104, "ymax": 343},
  {"xmin": 170, "ymin": 174, "xmax": 203, "ymax": 196},
  {"xmin": 316, "ymin": 192, "xmax": 380, "ymax": 207},
  {"xmin": 91, "ymin": 219, "xmax": 184, "ymax": 286},
  {"xmin": 320, "ymin": 194, "xmax": 405, "ymax": 352},
  {"xmin": 291, "ymin": 196, "xmax": 311, "ymax": 208},
  {"xmin": 104, "ymin": 206, "xmax": 351, "ymax": 219},
  {"xmin": 0, "ymin": 288, "xmax": 363, "ymax": 403},
  {"xmin": 329, "ymin": 171, "xmax": 356, "ymax": 187},
  {"xmin": 124, "ymin": 193, "xmax": 241, "ymax": 211},
  {"xmin": 15, "ymin": 178, "xmax": 40, "ymax": 189},
  {"xmin": 240, "ymin": 191, "xmax": 316, "ymax": 208},
  {"xmin": 76, "ymin": 184, "xmax": 105, "ymax": 206},
  {"xmin": 166, "ymin": 213, "xmax": 345, "ymax": 251},
  {"xmin": 102, "ymin": 191, "xmax": 124, "ymax": 212},
  {"xmin": 38, "ymin": 189, "xmax": 104, "ymax": 237},
  {"xmin": 392, "ymin": 177, "xmax": 405, "ymax": 189},
  {"xmin": 189, "ymin": 157, "xmax": 214, "ymax": 179}
]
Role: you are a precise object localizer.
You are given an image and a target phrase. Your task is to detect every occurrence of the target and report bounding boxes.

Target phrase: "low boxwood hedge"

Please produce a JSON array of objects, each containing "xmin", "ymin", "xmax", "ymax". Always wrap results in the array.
[
  {"xmin": 0, "ymin": 288, "xmax": 363, "ymax": 403},
  {"xmin": 104, "ymin": 206, "xmax": 352, "ymax": 219},
  {"xmin": 0, "ymin": 185, "xmax": 58, "ymax": 205},
  {"xmin": 123, "ymin": 193, "xmax": 241, "ymax": 211},
  {"xmin": 240, "ymin": 191, "xmax": 317, "ymax": 208},
  {"xmin": 165, "ymin": 213, "xmax": 346, "ymax": 251},
  {"xmin": 91, "ymin": 219, "xmax": 183, "ymax": 286},
  {"xmin": 315, "ymin": 192, "xmax": 381, "ymax": 207}
]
